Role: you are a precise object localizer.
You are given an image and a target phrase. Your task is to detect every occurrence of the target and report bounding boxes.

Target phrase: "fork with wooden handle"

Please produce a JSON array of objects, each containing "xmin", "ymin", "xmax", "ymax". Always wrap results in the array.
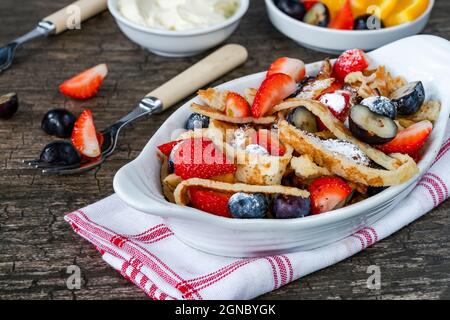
[
  {"xmin": 0, "ymin": 0, "xmax": 108, "ymax": 73},
  {"xmin": 24, "ymin": 44, "xmax": 249, "ymax": 175}
]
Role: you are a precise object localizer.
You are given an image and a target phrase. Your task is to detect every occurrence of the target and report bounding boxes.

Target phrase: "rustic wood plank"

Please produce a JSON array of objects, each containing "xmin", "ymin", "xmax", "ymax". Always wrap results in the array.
[{"xmin": 0, "ymin": 0, "xmax": 449, "ymax": 300}]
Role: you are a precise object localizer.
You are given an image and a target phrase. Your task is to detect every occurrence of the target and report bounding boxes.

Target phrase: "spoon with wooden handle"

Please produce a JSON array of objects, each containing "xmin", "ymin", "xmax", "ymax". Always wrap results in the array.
[
  {"xmin": 24, "ymin": 44, "xmax": 249, "ymax": 174},
  {"xmin": 0, "ymin": 0, "xmax": 108, "ymax": 73}
]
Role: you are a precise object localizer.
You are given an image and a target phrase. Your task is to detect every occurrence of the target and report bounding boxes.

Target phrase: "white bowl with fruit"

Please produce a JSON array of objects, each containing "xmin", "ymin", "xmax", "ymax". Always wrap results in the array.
[
  {"xmin": 266, "ymin": 0, "xmax": 435, "ymax": 54},
  {"xmin": 114, "ymin": 35, "xmax": 450, "ymax": 257}
]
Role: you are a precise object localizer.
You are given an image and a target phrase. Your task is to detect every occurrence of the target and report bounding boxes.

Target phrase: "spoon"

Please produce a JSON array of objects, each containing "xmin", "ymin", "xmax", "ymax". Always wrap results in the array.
[{"xmin": 0, "ymin": 0, "xmax": 107, "ymax": 73}]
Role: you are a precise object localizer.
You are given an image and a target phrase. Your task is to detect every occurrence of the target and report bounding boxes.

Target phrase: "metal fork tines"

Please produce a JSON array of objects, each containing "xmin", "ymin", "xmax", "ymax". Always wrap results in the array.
[{"xmin": 23, "ymin": 97, "xmax": 163, "ymax": 175}]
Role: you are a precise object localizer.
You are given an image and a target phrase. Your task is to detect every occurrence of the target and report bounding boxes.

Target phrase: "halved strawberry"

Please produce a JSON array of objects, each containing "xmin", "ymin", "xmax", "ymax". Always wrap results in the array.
[
  {"xmin": 267, "ymin": 57, "xmax": 306, "ymax": 83},
  {"xmin": 328, "ymin": 0, "xmax": 354, "ymax": 30},
  {"xmin": 315, "ymin": 80, "xmax": 344, "ymax": 98},
  {"xmin": 318, "ymin": 91, "xmax": 351, "ymax": 121},
  {"xmin": 252, "ymin": 129, "xmax": 286, "ymax": 156},
  {"xmin": 302, "ymin": 0, "xmax": 318, "ymax": 11},
  {"xmin": 309, "ymin": 176, "xmax": 353, "ymax": 215},
  {"xmin": 173, "ymin": 138, "xmax": 237, "ymax": 179},
  {"xmin": 377, "ymin": 120, "xmax": 432, "ymax": 156},
  {"xmin": 252, "ymin": 73, "xmax": 297, "ymax": 118},
  {"xmin": 225, "ymin": 92, "xmax": 250, "ymax": 118},
  {"xmin": 60, "ymin": 64, "xmax": 108, "ymax": 100},
  {"xmin": 71, "ymin": 109, "xmax": 101, "ymax": 158},
  {"xmin": 332, "ymin": 49, "xmax": 369, "ymax": 82},
  {"xmin": 189, "ymin": 187, "xmax": 232, "ymax": 218},
  {"xmin": 157, "ymin": 140, "xmax": 180, "ymax": 158}
]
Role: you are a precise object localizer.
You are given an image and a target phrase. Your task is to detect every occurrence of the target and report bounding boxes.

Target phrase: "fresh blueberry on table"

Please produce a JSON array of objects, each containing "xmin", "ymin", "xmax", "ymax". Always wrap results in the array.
[
  {"xmin": 185, "ymin": 113, "xmax": 210, "ymax": 130},
  {"xmin": 272, "ymin": 194, "xmax": 311, "ymax": 219},
  {"xmin": 228, "ymin": 193, "xmax": 269, "ymax": 219},
  {"xmin": 41, "ymin": 109, "xmax": 77, "ymax": 138},
  {"xmin": 40, "ymin": 141, "xmax": 81, "ymax": 165}
]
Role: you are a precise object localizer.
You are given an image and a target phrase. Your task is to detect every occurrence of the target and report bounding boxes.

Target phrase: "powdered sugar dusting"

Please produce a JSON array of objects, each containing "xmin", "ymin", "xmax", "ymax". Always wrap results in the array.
[
  {"xmin": 245, "ymin": 144, "xmax": 269, "ymax": 156},
  {"xmin": 308, "ymin": 136, "xmax": 370, "ymax": 166},
  {"xmin": 319, "ymin": 93, "xmax": 346, "ymax": 113}
]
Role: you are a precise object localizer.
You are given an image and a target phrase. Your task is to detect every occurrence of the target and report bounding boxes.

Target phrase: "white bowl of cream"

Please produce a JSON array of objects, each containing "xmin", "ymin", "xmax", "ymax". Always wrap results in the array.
[{"xmin": 108, "ymin": 0, "xmax": 249, "ymax": 57}]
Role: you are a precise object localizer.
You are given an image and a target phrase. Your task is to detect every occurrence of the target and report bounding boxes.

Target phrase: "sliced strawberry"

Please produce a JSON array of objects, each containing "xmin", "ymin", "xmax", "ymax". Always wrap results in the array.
[
  {"xmin": 252, "ymin": 129, "xmax": 286, "ymax": 156},
  {"xmin": 252, "ymin": 73, "xmax": 297, "ymax": 118},
  {"xmin": 189, "ymin": 187, "xmax": 232, "ymax": 218},
  {"xmin": 173, "ymin": 138, "xmax": 237, "ymax": 179},
  {"xmin": 302, "ymin": 0, "xmax": 318, "ymax": 11},
  {"xmin": 318, "ymin": 91, "xmax": 351, "ymax": 121},
  {"xmin": 157, "ymin": 140, "xmax": 180, "ymax": 158},
  {"xmin": 315, "ymin": 80, "xmax": 344, "ymax": 98},
  {"xmin": 328, "ymin": 0, "xmax": 354, "ymax": 30},
  {"xmin": 267, "ymin": 57, "xmax": 306, "ymax": 83},
  {"xmin": 225, "ymin": 92, "xmax": 250, "ymax": 118},
  {"xmin": 332, "ymin": 49, "xmax": 369, "ymax": 82},
  {"xmin": 377, "ymin": 120, "xmax": 432, "ymax": 157},
  {"xmin": 60, "ymin": 64, "xmax": 108, "ymax": 100},
  {"xmin": 71, "ymin": 109, "xmax": 101, "ymax": 158},
  {"xmin": 309, "ymin": 176, "xmax": 353, "ymax": 215}
]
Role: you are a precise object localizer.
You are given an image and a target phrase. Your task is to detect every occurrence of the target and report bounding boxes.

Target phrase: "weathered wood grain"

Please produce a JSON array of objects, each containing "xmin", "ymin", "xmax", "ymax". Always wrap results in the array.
[{"xmin": 0, "ymin": 0, "xmax": 449, "ymax": 300}]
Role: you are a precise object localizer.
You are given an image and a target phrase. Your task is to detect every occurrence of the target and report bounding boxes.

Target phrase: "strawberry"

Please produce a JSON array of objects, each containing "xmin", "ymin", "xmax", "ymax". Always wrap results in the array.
[
  {"xmin": 60, "ymin": 64, "xmax": 108, "ymax": 100},
  {"xmin": 328, "ymin": 0, "xmax": 354, "ymax": 30},
  {"xmin": 377, "ymin": 120, "xmax": 432, "ymax": 156},
  {"xmin": 225, "ymin": 92, "xmax": 251, "ymax": 118},
  {"xmin": 252, "ymin": 73, "xmax": 297, "ymax": 118},
  {"xmin": 302, "ymin": 0, "xmax": 318, "ymax": 11},
  {"xmin": 173, "ymin": 138, "xmax": 237, "ymax": 179},
  {"xmin": 309, "ymin": 176, "xmax": 353, "ymax": 215},
  {"xmin": 267, "ymin": 57, "xmax": 306, "ymax": 83},
  {"xmin": 71, "ymin": 109, "xmax": 101, "ymax": 158},
  {"xmin": 332, "ymin": 49, "xmax": 369, "ymax": 82},
  {"xmin": 315, "ymin": 80, "xmax": 344, "ymax": 98},
  {"xmin": 157, "ymin": 140, "xmax": 180, "ymax": 158},
  {"xmin": 318, "ymin": 91, "xmax": 351, "ymax": 121},
  {"xmin": 189, "ymin": 187, "xmax": 232, "ymax": 218},
  {"xmin": 252, "ymin": 129, "xmax": 286, "ymax": 156}
]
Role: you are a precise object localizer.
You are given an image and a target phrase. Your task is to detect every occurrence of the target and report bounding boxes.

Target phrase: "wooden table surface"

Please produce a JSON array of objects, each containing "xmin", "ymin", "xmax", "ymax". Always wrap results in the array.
[{"xmin": 1, "ymin": 0, "xmax": 449, "ymax": 300}]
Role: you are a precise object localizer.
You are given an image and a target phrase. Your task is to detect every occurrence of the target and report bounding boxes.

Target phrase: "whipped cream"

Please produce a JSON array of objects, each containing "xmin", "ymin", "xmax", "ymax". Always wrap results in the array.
[{"xmin": 118, "ymin": 0, "xmax": 240, "ymax": 31}]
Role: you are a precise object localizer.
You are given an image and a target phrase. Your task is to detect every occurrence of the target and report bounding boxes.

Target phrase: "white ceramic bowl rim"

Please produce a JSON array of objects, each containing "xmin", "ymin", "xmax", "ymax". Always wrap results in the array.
[
  {"xmin": 265, "ymin": 0, "xmax": 435, "ymax": 36},
  {"xmin": 114, "ymin": 35, "xmax": 450, "ymax": 232},
  {"xmin": 108, "ymin": 0, "xmax": 250, "ymax": 37}
]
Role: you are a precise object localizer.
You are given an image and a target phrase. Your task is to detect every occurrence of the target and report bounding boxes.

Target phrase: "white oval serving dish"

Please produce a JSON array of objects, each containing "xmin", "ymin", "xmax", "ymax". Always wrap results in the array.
[
  {"xmin": 265, "ymin": 0, "xmax": 435, "ymax": 54},
  {"xmin": 108, "ymin": 0, "xmax": 249, "ymax": 57},
  {"xmin": 114, "ymin": 35, "xmax": 450, "ymax": 257}
]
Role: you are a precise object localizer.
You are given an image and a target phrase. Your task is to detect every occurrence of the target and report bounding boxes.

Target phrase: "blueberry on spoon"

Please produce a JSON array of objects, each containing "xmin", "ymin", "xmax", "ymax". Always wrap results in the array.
[{"xmin": 40, "ymin": 141, "xmax": 81, "ymax": 165}]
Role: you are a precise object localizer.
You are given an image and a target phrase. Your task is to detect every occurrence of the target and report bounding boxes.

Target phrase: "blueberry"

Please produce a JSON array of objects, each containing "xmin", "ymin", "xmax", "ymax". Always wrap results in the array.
[
  {"xmin": 185, "ymin": 113, "xmax": 210, "ymax": 130},
  {"xmin": 286, "ymin": 106, "xmax": 318, "ymax": 133},
  {"xmin": 228, "ymin": 193, "xmax": 268, "ymax": 219},
  {"xmin": 361, "ymin": 96, "xmax": 397, "ymax": 119},
  {"xmin": 272, "ymin": 194, "xmax": 311, "ymax": 219},
  {"xmin": 390, "ymin": 81, "xmax": 425, "ymax": 115},
  {"xmin": 0, "ymin": 93, "xmax": 18, "ymax": 119},
  {"xmin": 275, "ymin": 0, "xmax": 306, "ymax": 20},
  {"xmin": 349, "ymin": 104, "xmax": 398, "ymax": 145},
  {"xmin": 41, "ymin": 109, "xmax": 77, "ymax": 138},
  {"xmin": 354, "ymin": 14, "xmax": 384, "ymax": 30},
  {"xmin": 40, "ymin": 141, "xmax": 81, "ymax": 165}
]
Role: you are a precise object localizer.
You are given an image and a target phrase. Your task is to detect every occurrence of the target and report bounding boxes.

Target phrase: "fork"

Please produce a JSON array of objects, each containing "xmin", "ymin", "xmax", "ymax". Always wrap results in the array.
[
  {"xmin": 24, "ymin": 44, "xmax": 248, "ymax": 175},
  {"xmin": 0, "ymin": 0, "xmax": 108, "ymax": 73}
]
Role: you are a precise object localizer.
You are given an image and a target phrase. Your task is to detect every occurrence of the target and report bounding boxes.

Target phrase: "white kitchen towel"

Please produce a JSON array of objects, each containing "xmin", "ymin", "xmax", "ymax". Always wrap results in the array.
[{"xmin": 65, "ymin": 125, "xmax": 450, "ymax": 300}]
